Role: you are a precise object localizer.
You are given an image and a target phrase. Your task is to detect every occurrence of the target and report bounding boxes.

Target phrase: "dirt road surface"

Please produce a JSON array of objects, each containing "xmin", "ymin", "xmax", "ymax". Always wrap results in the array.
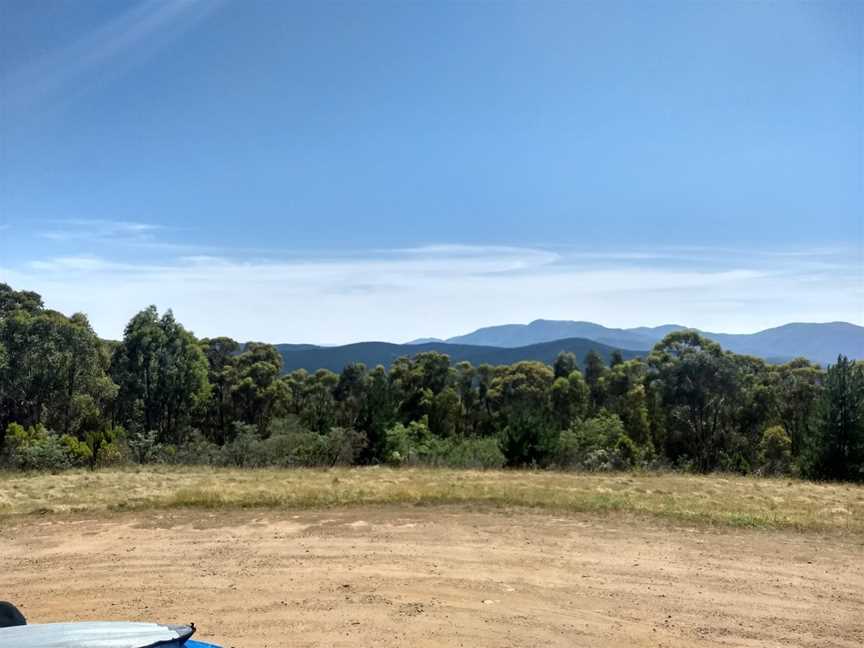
[{"xmin": 1, "ymin": 507, "xmax": 861, "ymax": 647}]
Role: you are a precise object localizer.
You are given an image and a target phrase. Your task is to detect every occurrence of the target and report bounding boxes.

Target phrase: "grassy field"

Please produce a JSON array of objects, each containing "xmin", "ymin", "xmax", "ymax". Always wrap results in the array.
[{"xmin": 1, "ymin": 466, "xmax": 862, "ymax": 534}]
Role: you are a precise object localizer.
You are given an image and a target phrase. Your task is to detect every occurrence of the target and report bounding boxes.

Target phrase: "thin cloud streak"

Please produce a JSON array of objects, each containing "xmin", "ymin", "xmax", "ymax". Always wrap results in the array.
[
  {"xmin": 3, "ymin": 0, "xmax": 225, "ymax": 112},
  {"xmin": 36, "ymin": 219, "xmax": 165, "ymax": 242}
]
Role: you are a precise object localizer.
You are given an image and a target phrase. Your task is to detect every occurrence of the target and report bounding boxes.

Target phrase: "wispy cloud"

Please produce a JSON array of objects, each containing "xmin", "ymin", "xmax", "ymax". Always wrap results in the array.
[
  {"xmin": 28, "ymin": 255, "xmax": 140, "ymax": 272},
  {"xmin": 3, "ymin": 0, "xmax": 225, "ymax": 112},
  {"xmin": 37, "ymin": 219, "xmax": 164, "ymax": 243},
  {"xmin": 3, "ymin": 244, "xmax": 860, "ymax": 343}
]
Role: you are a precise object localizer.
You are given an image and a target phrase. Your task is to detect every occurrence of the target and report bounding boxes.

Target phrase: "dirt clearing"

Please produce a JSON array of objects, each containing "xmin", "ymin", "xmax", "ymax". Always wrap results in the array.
[{"xmin": 1, "ymin": 506, "xmax": 861, "ymax": 648}]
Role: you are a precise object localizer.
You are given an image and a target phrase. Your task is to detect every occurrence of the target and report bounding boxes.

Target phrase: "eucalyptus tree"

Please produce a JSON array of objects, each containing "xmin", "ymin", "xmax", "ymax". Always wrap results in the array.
[
  {"xmin": 361, "ymin": 364, "xmax": 395, "ymax": 462},
  {"xmin": 647, "ymin": 331, "xmax": 739, "ymax": 472},
  {"xmin": 111, "ymin": 307, "xmax": 209, "ymax": 445},
  {"xmin": 299, "ymin": 369, "xmax": 339, "ymax": 433},
  {"xmin": 230, "ymin": 342, "xmax": 289, "ymax": 435},
  {"xmin": 600, "ymin": 359, "xmax": 650, "ymax": 445},
  {"xmin": 51, "ymin": 312, "xmax": 117, "ymax": 437},
  {"xmin": 200, "ymin": 336, "xmax": 241, "ymax": 443},
  {"xmin": 549, "ymin": 369, "xmax": 589, "ymax": 431},
  {"xmin": 766, "ymin": 358, "xmax": 823, "ymax": 457},
  {"xmin": 583, "ymin": 350, "xmax": 608, "ymax": 411},
  {"xmin": 0, "ymin": 285, "xmax": 115, "ymax": 449},
  {"xmin": 334, "ymin": 362, "xmax": 370, "ymax": 429},
  {"xmin": 553, "ymin": 351, "xmax": 577, "ymax": 379},
  {"xmin": 488, "ymin": 361, "xmax": 556, "ymax": 466}
]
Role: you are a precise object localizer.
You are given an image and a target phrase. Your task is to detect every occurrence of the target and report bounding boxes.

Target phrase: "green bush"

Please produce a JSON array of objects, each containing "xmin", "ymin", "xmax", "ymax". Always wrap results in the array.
[
  {"xmin": 61, "ymin": 434, "xmax": 93, "ymax": 464},
  {"xmin": 384, "ymin": 418, "xmax": 449, "ymax": 466},
  {"xmin": 322, "ymin": 427, "xmax": 368, "ymax": 466},
  {"xmin": 444, "ymin": 437, "xmax": 506, "ymax": 469},
  {"xmin": 1, "ymin": 422, "xmax": 129, "ymax": 471},
  {"xmin": 220, "ymin": 425, "xmax": 260, "ymax": 467},
  {"xmin": 496, "ymin": 414, "xmax": 557, "ymax": 468},
  {"xmin": 3, "ymin": 423, "xmax": 85, "ymax": 471},
  {"xmin": 216, "ymin": 419, "xmax": 367, "ymax": 468},
  {"xmin": 126, "ymin": 428, "xmax": 161, "ymax": 464},
  {"xmin": 384, "ymin": 419, "xmax": 505, "ymax": 469},
  {"xmin": 554, "ymin": 412, "xmax": 643, "ymax": 470},
  {"xmin": 718, "ymin": 450, "xmax": 751, "ymax": 475},
  {"xmin": 758, "ymin": 425, "xmax": 793, "ymax": 475},
  {"xmin": 83, "ymin": 426, "xmax": 125, "ymax": 469},
  {"xmin": 614, "ymin": 434, "xmax": 639, "ymax": 466},
  {"xmin": 264, "ymin": 427, "xmax": 367, "ymax": 467},
  {"xmin": 171, "ymin": 431, "xmax": 221, "ymax": 465}
]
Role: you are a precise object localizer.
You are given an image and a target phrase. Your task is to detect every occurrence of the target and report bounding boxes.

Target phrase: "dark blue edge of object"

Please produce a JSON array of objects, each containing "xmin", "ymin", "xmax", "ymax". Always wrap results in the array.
[{"xmin": 185, "ymin": 641, "xmax": 222, "ymax": 648}]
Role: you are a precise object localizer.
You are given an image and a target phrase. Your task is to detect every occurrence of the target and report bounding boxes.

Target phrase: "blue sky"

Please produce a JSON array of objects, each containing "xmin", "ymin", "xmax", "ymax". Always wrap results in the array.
[{"xmin": 1, "ymin": 0, "xmax": 861, "ymax": 343}]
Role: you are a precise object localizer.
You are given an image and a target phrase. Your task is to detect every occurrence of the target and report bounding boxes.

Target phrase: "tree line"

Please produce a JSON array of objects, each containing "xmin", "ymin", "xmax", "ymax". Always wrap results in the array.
[{"xmin": 1, "ymin": 283, "xmax": 862, "ymax": 481}]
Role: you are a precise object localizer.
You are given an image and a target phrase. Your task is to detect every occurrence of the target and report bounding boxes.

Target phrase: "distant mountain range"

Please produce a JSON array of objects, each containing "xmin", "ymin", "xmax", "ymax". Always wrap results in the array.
[
  {"xmin": 276, "ymin": 338, "xmax": 642, "ymax": 374},
  {"xmin": 407, "ymin": 320, "xmax": 864, "ymax": 366},
  {"xmin": 424, "ymin": 320, "xmax": 680, "ymax": 350},
  {"xmin": 270, "ymin": 320, "xmax": 862, "ymax": 374}
]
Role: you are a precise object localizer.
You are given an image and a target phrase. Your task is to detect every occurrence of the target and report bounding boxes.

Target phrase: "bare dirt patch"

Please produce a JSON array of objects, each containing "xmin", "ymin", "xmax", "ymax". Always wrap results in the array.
[{"xmin": 1, "ymin": 506, "xmax": 861, "ymax": 647}]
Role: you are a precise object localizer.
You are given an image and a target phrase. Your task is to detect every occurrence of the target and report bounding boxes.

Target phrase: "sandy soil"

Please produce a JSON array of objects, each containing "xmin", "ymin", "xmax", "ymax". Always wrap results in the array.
[{"xmin": 1, "ymin": 507, "xmax": 861, "ymax": 648}]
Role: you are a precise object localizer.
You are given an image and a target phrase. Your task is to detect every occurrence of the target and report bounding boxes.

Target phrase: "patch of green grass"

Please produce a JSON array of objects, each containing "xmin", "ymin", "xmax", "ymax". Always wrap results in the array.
[{"xmin": 0, "ymin": 466, "xmax": 861, "ymax": 534}]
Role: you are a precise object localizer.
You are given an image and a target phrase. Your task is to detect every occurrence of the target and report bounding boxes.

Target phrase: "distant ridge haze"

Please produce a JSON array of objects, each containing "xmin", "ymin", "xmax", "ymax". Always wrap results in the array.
[
  {"xmin": 437, "ymin": 320, "xmax": 683, "ymax": 350},
  {"xmin": 275, "ymin": 337, "xmax": 641, "ymax": 374},
  {"xmin": 407, "ymin": 320, "xmax": 864, "ymax": 366},
  {"xmin": 269, "ymin": 321, "xmax": 862, "ymax": 374}
]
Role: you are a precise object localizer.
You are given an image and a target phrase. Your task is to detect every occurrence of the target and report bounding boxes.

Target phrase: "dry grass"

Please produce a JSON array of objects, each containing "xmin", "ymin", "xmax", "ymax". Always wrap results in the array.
[{"xmin": 1, "ymin": 467, "xmax": 862, "ymax": 534}]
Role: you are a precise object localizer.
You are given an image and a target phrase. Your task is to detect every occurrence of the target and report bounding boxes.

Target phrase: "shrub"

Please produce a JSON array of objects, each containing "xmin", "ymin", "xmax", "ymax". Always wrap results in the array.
[
  {"xmin": 1, "ymin": 422, "xmax": 129, "ymax": 471},
  {"xmin": 126, "ymin": 428, "xmax": 161, "ymax": 464},
  {"xmin": 171, "ymin": 431, "xmax": 221, "ymax": 465},
  {"xmin": 3, "ymin": 423, "xmax": 83, "ymax": 471},
  {"xmin": 221, "ymin": 424, "xmax": 259, "ymax": 467},
  {"xmin": 496, "ymin": 414, "xmax": 557, "ymax": 468},
  {"xmin": 383, "ymin": 419, "xmax": 505, "ymax": 469},
  {"xmin": 61, "ymin": 434, "xmax": 93, "ymax": 464},
  {"xmin": 444, "ymin": 437, "xmax": 506, "ymax": 469},
  {"xmin": 718, "ymin": 450, "xmax": 751, "ymax": 475},
  {"xmin": 83, "ymin": 426, "xmax": 125, "ymax": 469},
  {"xmin": 215, "ymin": 419, "xmax": 368, "ymax": 468},
  {"xmin": 383, "ymin": 423, "xmax": 410, "ymax": 465},
  {"xmin": 384, "ymin": 418, "xmax": 436, "ymax": 465},
  {"xmin": 554, "ymin": 412, "xmax": 642, "ymax": 470},
  {"xmin": 5, "ymin": 422, "xmax": 28, "ymax": 449},
  {"xmin": 614, "ymin": 434, "xmax": 639, "ymax": 466},
  {"xmin": 323, "ymin": 427, "xmax": 368, "ymax": 466},
  {"xmin": 256, "ymin": 429, "xmax": 305, "ymax": 467},
  {"xmin": 758, "ymin": 425, "xmax": 793, "ymax": 475}
]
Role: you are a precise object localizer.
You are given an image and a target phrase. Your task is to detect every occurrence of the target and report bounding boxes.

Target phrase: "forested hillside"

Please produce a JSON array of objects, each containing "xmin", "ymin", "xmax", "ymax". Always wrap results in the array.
[
  {"xmin": 275, "ymin": 338, "xmax": 642, "ymax": 373},
  {"xmin": 1, "ymin": 283, "xmax": 862, "ymax": 481}
]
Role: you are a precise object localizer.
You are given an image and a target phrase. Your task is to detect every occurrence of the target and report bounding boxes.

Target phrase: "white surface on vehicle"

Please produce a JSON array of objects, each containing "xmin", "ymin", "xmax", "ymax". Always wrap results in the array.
[{"xmin": 0, "ymin": 621, "xmax": 192, "ymax": 647}]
